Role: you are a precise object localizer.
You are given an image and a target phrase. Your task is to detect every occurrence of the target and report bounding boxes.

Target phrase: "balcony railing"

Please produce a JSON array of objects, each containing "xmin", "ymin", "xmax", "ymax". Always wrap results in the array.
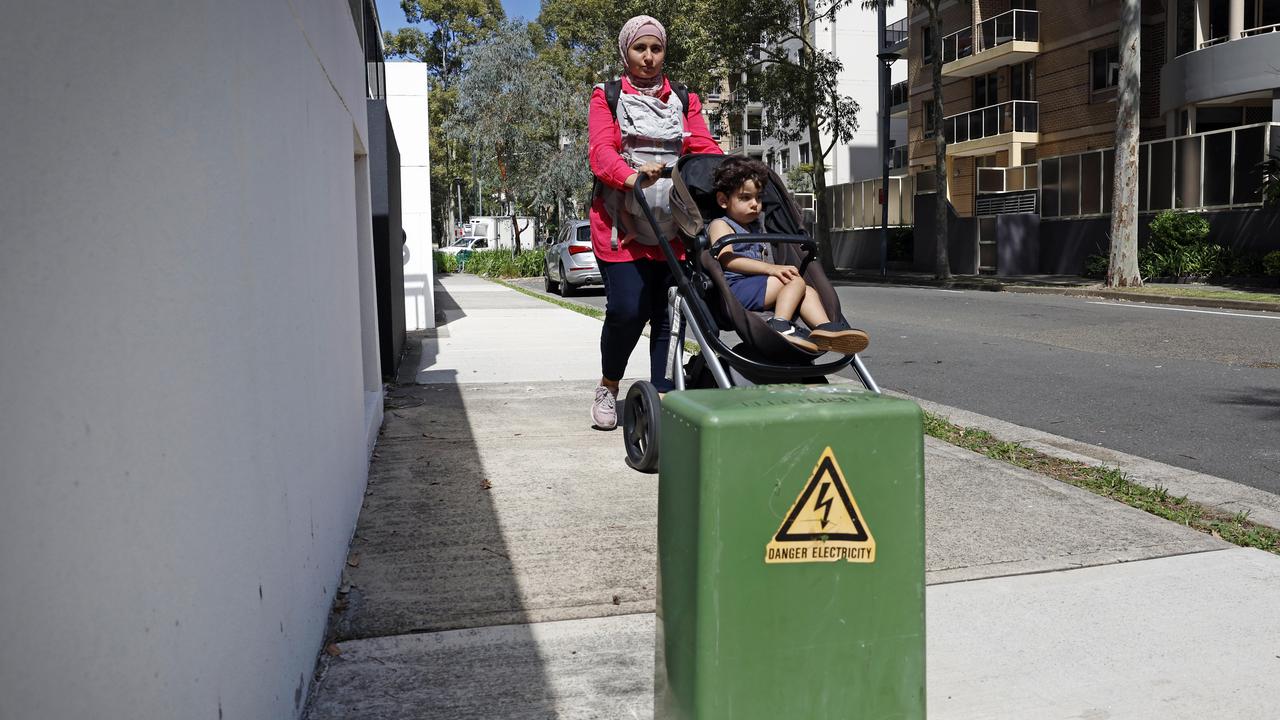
[
  {"xmin": 885, "ymin": 17, "xmax": 910, "ymax": 46},
  {"xmin": 977, "ymin": 9, "xmax": 1039, "ymax": 51},
  {"xmin": 942, "ymin": 9, "xmax": 1039, "ymax": 64},
  {"xmin": 1242, "ymin": 22, "xmax": 1280, "ymax": 37},
  {"xmin": 888, "ymin": 80, "xmax": 909, "ymax": 108},
  {"xmin": 889, "ymin": 144, "xmax": 908, "ymax": 170},
  {"xmin": 942, "ymin": 100, "xmax": 1039, "ymax": 144},
  {"xmin": 941, "ymin": 26, "xmax": 973, "ymax": 64}
]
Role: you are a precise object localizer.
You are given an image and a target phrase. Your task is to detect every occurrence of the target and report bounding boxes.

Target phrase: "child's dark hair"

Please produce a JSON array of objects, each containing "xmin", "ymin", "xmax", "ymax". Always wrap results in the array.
[{"xmin": 713, "ymin": 156, "xmax": 771, "ymax": 197}]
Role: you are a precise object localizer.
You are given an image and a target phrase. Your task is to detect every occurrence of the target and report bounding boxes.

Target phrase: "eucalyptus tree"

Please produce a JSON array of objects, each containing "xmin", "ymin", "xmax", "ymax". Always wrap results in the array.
[
  {"xmin": 449, "ymin": 21, "xmax": 578, "ymax": 252},
  {"xmin": 383, "ymin": 0, "xmax": 505, "ymax": 240},
  {"xmin": 1107, "ymin": 0, "xmax": 1142, "ymax": 287},
  {"xmin": 700, "ymin": 0, "xmax": 863, "ymax": 272}
]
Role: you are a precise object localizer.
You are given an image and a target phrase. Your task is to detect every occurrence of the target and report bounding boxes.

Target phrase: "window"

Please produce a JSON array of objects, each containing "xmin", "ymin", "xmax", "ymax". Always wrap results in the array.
[
  {"xmin": 923, "ymin": 102, "xmax": 936, "ymax": 138},
  {"xmin": 1175, "ymin": 0, "xmax": 1196, "ymax": 55},
  {"xmin": 973, "ymin": 73, "xmax": 998, "ymax": 108},
  {"xmin": 799, "ymin": 143, "xmax": 811, "ymax": 164},
  {"xmin": 1090, "ymin": 46, "xmax": 1120, "ymax": 92},
  {"xmin": 1010, "ymin": 61, "xmax": 1035, "ymax": 101},
  {"xmin": 922, "ymin": 26, "xmax": 934, "ymax": 64},
  {"xmin": 1011, "ymin": 0, "xmax": 1036, "ymax": 7}
]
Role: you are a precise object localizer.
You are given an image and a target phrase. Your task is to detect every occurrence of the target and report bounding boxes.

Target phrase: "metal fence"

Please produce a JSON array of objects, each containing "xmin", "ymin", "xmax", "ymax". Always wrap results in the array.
[
  {"xmin": 1040, "ymin": 122, "xmax": 1279, "ymax": 218},
  {"xmin": 885, "ymin": 17, "xmax": 910, "ymax": 46},
  {"xmin": 942, "ymin": 9, "xmax": 1038, "ymax": 63},
  {"xmin": 824, "ymin": 175, "xmax": 916, "ymax": 230}
]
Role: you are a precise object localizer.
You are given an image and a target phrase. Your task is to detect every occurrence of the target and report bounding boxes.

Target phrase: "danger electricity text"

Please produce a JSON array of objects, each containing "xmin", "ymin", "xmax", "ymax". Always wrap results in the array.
[{"xmin": 764, "ymin": 447, "xmax": 876, "ymax": 565}]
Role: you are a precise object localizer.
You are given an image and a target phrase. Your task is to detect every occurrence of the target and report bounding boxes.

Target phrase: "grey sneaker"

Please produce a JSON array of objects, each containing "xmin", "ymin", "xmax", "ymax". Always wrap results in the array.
[{"xmin": 591, "ymin": 385, "xmax": 618, "ymax": 430}]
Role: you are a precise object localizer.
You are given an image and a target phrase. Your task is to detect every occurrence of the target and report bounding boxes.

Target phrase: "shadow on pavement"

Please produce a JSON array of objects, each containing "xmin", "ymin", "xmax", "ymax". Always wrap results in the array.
[{"xmin": 306, "ymin": 281, "xmax": 554, "ymax": 719}]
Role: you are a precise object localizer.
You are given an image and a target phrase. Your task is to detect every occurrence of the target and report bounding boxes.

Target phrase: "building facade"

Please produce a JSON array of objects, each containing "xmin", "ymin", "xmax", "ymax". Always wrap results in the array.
[
  {"xmin": 831, "ymin": 0, "xmax": 1280, "ymax": 274},
  {"xmin": 0, "ymin": 1, "xmax": 389, "ymax": 717}
]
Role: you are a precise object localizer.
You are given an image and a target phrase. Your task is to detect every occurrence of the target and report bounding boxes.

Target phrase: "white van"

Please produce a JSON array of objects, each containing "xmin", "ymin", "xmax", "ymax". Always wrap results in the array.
[{"xmin": 437, "ymin": 235, "xmax": 490, "ymax": 256}]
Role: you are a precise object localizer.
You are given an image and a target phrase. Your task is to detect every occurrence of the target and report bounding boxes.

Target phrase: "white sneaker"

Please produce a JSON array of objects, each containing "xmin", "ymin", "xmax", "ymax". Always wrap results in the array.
[{"xmin": 591, "ymin": 385, "xmax": 617, "ymax": 430}]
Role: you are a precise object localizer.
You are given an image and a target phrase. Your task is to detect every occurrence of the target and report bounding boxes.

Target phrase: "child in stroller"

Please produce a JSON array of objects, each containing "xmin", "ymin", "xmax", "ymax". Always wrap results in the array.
[
  {"xmin": 617, "ymin": 152, "xmax": 881, "ymax": 472},
  {"xmin": 709, "ymin": 157, "xmax": 870, "ymax": 355}
]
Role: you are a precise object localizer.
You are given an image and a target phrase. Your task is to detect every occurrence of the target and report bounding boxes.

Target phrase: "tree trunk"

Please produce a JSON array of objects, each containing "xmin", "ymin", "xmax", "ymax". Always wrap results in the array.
[
  {"xmin": 1107, "ymin": 0, "xmax": 1142, "ymax": 287},
  {"xmin": 930, "ymin": 8, "xmax": 951, "ymax": 280},
  {"xmin": 809, "ymin": 120, "xmax": 834, "ymax": 274}
]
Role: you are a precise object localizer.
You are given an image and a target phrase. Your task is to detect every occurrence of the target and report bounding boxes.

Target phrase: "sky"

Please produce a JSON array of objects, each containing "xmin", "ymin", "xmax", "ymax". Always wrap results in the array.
[{"xmin": 375, "ymin": 0, "xmax": 541, "ymax": 34}]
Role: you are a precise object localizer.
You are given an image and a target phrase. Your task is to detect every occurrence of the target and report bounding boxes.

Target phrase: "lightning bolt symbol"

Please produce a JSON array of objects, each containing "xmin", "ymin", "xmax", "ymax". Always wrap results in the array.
[{"xmin": 814, "ymin": 482, "xmax": 834, "ymax": 529}]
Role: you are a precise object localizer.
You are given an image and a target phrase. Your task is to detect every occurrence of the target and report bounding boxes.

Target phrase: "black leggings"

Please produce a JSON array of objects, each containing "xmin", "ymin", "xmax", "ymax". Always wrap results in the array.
[{"xmin": 599, "ymin": 258, "xmax": 673, "ymax": 391}]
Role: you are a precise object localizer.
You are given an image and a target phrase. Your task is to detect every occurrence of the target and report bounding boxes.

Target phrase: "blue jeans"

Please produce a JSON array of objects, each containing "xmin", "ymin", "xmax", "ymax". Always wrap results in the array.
[{"xmin": 599, "ymin": 258, "xmax": 674, "ymax": 391}]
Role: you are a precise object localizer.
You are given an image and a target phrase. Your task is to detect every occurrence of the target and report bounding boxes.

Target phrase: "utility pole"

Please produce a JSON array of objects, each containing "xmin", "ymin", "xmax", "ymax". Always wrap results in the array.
[{"xmin": 877, "ymin": 0, "xmax": 890, "ymax": 277}]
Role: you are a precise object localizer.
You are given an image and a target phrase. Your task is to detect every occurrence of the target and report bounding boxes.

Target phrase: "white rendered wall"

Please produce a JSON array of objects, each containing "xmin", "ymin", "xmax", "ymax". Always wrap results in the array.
[
  {"xmin": 386, "ymin": 62, "xmax": 436, "ymax": 331},
  {"xmin": 817, "ymin": 6, "xmax": 909, "ymax": 185},
  {"xmin": 0, "ymin": 2, "xmax": 376, "ymax": 718}
]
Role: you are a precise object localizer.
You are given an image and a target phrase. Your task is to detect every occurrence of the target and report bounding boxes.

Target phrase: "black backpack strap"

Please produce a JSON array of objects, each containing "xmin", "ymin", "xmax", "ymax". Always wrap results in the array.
[
  {"xmin": 603, "ymin": 79, "xmax": 623, "ymax": 119},
  {"xmin": 671, "ymin": 83, "xmax": 690, "ymax": 114}
]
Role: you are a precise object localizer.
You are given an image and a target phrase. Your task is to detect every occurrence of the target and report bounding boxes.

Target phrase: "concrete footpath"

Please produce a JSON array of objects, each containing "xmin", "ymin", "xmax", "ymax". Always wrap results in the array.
[{"xmin": 304, "ymin": 274, "xmax": 1280, "ymax": 719}]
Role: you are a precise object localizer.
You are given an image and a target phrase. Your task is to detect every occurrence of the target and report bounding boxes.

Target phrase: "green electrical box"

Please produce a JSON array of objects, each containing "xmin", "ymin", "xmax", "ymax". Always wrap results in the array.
[{"xmin": 655, "ymin": 385, "xmax": 925, "ymax": 719}]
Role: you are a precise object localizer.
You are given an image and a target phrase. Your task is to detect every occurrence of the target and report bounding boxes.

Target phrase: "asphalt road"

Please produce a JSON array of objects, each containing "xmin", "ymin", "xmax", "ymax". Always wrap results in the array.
[{"xmin": 512, "ymin": 277, "xmax": 1280, "ymax": 494}]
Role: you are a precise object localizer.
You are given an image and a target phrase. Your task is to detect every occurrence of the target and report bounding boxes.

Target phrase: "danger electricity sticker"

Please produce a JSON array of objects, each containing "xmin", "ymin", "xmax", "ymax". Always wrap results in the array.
[{"xmin": 765, "ymin": 447, "xmax": 875, "ymax": 564}]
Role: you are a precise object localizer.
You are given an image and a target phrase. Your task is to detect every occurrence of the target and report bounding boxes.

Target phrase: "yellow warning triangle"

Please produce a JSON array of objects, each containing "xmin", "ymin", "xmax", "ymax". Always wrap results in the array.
[{"xmin": 765, "ymin": 447, "xmax": 875, "ymax": 564}]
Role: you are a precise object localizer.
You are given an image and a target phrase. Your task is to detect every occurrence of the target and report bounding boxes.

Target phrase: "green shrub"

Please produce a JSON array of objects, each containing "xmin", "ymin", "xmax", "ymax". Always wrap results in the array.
[
  {"xmin": 1083, "ymin": 253, "xmax": 1109, "ymax": 279},
  {"xmin": 434, "ymin": 251, "xmax": 458, "ymax": 274},
  {"xmin": 1148, "ymin": 210, "xmax": 1210, "ymax": 250},
  {"xmin": 460, "ymin": 249, "xmax": 545, "ymax": 278},
  {"xmin": 888, "ymin": 228, "xmax": 914, "ymax": 262},
  {"xmin": 1141, "ymin": 211, "xmax": 1223, "ymax": 279},
  {"xmin": 1264, "ymin": 250, "xmax": 1280, "ymax": 277}
]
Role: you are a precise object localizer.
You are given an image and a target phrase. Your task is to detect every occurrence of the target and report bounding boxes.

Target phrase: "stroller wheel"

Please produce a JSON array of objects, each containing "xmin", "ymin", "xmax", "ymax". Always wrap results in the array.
[{"xmin": 623, "ymin": 381, "xmax": 661, "ymax": 473}]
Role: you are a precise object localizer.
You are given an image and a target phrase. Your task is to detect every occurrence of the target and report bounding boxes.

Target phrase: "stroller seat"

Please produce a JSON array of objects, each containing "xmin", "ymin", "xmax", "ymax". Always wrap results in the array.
[{"xmin": 669, "ymin": 154, "xmax": 860, "ymax": 377}]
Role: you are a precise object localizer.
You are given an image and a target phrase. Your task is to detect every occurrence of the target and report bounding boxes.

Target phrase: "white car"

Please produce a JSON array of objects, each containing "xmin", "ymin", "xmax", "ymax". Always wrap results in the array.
[
  {"xmin": 543, "ymin": 220, "xmax": 600, "ymax": 296},
  {"xmin": 438, "ymin": 236, "xmax": 489, "ymax": 256}
]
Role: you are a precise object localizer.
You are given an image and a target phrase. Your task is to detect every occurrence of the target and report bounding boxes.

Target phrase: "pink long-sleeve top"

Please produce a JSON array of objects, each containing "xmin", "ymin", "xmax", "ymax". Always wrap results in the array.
[{"xmin": 588, "ymin": 76, "xmax": 724, "ymax": 263}]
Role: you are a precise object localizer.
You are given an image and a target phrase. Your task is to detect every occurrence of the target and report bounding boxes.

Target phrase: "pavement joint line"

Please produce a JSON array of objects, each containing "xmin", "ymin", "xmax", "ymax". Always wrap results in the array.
[
  {"xmin": 924, "ymin": 546, "xmax": 1235, "ymax": 587},
  {"xmin": 1085, "ymin": 300, "xmax": 1280, "ymax": 320}
]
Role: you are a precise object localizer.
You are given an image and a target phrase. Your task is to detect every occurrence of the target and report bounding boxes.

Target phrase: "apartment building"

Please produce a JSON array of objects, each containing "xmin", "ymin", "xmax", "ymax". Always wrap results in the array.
[{"xmin": 859, "ymin": 0, "xmax": 1280, "ymax": 274}]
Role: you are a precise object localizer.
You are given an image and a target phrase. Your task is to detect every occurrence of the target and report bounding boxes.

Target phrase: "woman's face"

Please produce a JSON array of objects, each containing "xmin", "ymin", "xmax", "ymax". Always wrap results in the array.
[{"xmin": 626, "ymin": 35, "xmax": 665, "ymax": 80}]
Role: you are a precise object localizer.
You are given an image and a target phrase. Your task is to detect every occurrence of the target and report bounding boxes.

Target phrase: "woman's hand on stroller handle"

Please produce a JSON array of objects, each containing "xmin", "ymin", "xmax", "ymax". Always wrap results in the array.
[{"xmin": 627, "ymin": 161, "xmax": 670, "ymax": 189}]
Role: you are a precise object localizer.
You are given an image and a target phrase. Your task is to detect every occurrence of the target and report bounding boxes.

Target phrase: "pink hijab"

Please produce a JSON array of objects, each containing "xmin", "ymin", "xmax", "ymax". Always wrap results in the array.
[{"xmin": 618, "ymin": 15, "xmax": 667, "ymax": 96}]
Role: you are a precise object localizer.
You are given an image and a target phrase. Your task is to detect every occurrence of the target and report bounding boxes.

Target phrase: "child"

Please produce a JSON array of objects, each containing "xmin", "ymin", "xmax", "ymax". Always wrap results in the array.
[{"xmin": 709, "ymin": 156, "xmax": 870, "ymax": 355}]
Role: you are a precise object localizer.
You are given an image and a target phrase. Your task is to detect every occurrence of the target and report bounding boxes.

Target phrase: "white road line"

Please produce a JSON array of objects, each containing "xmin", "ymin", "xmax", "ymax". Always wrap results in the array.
[
  {"xmin": 1087, "ymin": 301, "xmax": 1280, "ymax": 321},
  {"xmin": 935, "ymin": 289, "xmax": 965, "ymax": 294}
]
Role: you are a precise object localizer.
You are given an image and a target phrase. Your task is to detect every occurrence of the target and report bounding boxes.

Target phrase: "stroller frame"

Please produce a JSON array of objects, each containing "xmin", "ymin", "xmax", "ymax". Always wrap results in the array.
[{"xmin": 620, "ymin": 157, "xmax": 880, "ymax": 472}]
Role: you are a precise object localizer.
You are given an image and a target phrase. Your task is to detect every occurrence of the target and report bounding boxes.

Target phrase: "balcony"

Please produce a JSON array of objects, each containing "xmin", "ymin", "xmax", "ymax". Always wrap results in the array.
[
  {"xmin": 1161, "ymin": 28, "xmax": 1280, "ymax": 113},
  {"xmin": 942, "ymin": 100, "xmax": 1039, "ymax": 156},
  {"xmin": 885, "ymin": 17, "xmax": 909, "ymax": 52},
  {"xmin": 889, "ymin": 80, "xmax": 909, "ymax": 118},
  {"xmin": 942, "ymin": 9, "xmax": 1040, "ymax": 77}
]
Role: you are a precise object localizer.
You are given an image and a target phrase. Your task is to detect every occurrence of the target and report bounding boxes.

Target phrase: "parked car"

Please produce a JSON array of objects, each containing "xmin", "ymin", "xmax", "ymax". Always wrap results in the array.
[
  {"xmin": 438, "ymin": 236, "xmax": 489, "ymax": 256},
  {"xmin": 543, "ymin": 220, "xmax": 600, "ymax": 296}
]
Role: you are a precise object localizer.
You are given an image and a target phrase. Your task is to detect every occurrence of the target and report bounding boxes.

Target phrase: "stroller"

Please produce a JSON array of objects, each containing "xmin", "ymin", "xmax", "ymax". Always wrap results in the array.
[{"xmin": 621, "ymin": 153, "xmax": 880, "ymax": 472}]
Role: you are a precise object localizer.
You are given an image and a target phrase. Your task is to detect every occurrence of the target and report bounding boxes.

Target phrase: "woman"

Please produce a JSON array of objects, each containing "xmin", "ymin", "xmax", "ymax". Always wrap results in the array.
[{"xmin": 588, "ymin": 15, "xmax": 723, "ymax": 430}]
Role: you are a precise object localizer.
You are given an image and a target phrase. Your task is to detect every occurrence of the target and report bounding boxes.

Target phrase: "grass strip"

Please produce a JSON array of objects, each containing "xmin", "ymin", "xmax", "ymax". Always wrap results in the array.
[
  {"xmin": 1110, "ymin": 285, "xmax": 1280, "ymax": 305},
  {"xmin": 922, "ymin": 411, "xmax": 1280, "ymax": 555},
  {"xmin": 491, "ymin": 278, "xmax": 701, "ymax": 354}
]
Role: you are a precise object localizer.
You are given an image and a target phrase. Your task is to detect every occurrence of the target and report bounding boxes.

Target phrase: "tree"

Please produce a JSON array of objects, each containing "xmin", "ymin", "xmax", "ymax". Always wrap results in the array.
[
  {"xmin": 1107, "ymin": 0, "xmax": 1142, "ymax": 287},
  {"xmin": 450, "ymin": 21, "xmax": 579, "ymax": 253},
  {"xmin": 697, "ymin": 0, "xmax": 863, "ymax": 273},
  {"xmin": 383, "ymin": 0, "xmax": 506, "ymax": 242}
]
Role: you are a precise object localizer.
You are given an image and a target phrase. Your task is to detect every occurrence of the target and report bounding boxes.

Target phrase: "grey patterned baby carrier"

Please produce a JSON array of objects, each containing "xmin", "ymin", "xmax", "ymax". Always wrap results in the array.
[{"xmin": 595, "ymin": 80, "xmax": 690, "ymax": 247}]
